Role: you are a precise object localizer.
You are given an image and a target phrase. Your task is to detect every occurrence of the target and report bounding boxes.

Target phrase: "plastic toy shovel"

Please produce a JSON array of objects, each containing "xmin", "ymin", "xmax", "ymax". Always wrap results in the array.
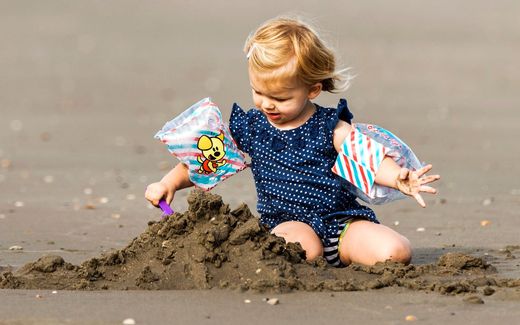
[{"xmin": 158, "ymin": 198, "xmax": 174, "ymax": 218}]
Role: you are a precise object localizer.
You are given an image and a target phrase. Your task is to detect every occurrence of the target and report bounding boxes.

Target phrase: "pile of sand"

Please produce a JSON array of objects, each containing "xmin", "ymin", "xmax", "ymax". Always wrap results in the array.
[{"xmin": 1, "ymin": 190, "xmax": 519, "ymax": 294}]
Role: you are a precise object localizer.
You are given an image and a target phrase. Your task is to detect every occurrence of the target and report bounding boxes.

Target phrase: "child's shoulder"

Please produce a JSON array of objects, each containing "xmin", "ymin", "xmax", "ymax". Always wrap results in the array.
[
  {"xmin": 232, "ymin": 103, "xmax": 262, "ymax": 118},
  {"xmin": 230, "ymin": 103, "xmax": 264, "ymax": 131},
  {"xmin": 314, "ymin": 98, "xmax": 353, "ymax": 131},
  {"xmin": 315, "ymin": 103, "xmax": 337, "ymax": 118}
]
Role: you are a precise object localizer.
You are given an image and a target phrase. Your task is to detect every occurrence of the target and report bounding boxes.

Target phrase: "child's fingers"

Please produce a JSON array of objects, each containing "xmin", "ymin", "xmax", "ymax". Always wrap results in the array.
[
  {"xmin": 145, "ymin": 189, "xmax": 164, "ymax": 207},
  {"xmin": 165, "ymin": 192, "xmax": 174, "ymax": 205},
  {"xmin": 416, "ymin": 164, "xmax": 433, "ymax": 177},
  {"xmin": 419, "ymin": 185, "xmax": 437, "ymax": 194},
  {"xmin": 414, "ymin": 193, "xmax": 426, "ymax": 208},
  {"xmin": 147, "ymin": 195, "xmax": 160, "ymax": 207},
  {"xmin": 420, "ymin": 175, "xmax": 441, "ymax": 185},
  {"xmin": 144, "ymin": 190, "xmax": 152, "ymax": 203}
]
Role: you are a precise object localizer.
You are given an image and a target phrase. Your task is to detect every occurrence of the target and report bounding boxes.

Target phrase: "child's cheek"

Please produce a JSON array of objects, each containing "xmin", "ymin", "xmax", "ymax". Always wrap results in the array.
[{"xmin": 253, "ymin": 95, "xmax": 261, "ymax": 108}]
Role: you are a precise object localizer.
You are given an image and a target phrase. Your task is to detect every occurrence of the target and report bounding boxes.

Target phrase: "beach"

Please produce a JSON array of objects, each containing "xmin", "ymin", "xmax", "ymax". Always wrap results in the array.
[{"xmin": 1, "ymin": 0, "xmax": 520, "ymax": 324}]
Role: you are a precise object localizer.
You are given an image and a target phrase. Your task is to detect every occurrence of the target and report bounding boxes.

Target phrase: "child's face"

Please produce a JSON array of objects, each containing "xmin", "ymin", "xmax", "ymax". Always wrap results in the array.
[{"xmin": 249, "ymin": 68, "xmax": 322, "ymax": 130}]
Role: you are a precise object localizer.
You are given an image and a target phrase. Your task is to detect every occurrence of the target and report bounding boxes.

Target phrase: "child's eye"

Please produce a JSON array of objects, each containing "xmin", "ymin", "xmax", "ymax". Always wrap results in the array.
[{"xmin": 252, "ymin": 88, "xmax": 289, "ymax": 102}]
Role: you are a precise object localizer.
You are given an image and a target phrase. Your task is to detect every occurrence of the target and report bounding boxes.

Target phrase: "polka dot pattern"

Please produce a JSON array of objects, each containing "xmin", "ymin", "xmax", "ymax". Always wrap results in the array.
[{"xmin": 229, "ymin": 99, "xmax": 378, "ymax": 240}]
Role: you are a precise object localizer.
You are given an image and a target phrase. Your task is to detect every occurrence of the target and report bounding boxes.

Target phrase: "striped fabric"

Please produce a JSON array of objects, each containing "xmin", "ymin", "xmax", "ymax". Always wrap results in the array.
[
  {"xmin": 322, "ymin": 217, "xmax": 351, "ymax": 267},
  {"xmin": 332, "ymin": 126, "xmax": 389, "ymax": 198}
]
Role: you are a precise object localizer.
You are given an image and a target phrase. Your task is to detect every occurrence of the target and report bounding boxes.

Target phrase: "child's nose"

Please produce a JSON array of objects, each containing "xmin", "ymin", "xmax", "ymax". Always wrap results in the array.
[{"xmin": 261, "ymin": 99, "xmax": 275, "ymax": 110}]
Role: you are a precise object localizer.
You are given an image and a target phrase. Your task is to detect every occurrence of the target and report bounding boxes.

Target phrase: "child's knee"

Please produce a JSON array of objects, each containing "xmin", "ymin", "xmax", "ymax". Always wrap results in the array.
[
  {"xmin": 271, "ymin": 222, "xmax": 323, "ymax": 261},
  {"xmin": 284, "ymin": 232, "xmax": 323, "ymax": 261},
  {"xmin": 302, "ymin": 241, "xmax": 323, "ymax": 261},
  {"xmin": 381, "ymin": 237, "xmax": 412, "ymax": 264}
]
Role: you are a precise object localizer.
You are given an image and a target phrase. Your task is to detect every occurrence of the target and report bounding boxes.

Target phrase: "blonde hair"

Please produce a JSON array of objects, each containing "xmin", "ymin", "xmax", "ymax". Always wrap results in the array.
[{"xmin": 245, "ymin": 16, "xmax": 352, "ymax": 92}]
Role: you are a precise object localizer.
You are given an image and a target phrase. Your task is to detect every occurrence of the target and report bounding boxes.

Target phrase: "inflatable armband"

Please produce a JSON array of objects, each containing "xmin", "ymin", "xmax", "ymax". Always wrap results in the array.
[
  {"xmin": 154, "ymin": 98, "xmax": 248, "ymax": 190},
  {"xmin": 332, "ymin": 123, "xmax": 423, "ymax": 205}
]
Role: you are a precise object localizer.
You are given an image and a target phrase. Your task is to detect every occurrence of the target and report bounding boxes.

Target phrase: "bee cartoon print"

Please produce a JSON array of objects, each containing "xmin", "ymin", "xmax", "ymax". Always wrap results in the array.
[{"xmin": 196, "ymin": 133, "xmax": 227, "ymax": 174}]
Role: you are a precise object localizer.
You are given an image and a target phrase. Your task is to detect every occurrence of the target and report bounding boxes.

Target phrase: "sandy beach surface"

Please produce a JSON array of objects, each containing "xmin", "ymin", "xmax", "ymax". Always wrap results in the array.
[{"xmin": 1, "ymin": 0, "xmax": 520, "ymax": 324}]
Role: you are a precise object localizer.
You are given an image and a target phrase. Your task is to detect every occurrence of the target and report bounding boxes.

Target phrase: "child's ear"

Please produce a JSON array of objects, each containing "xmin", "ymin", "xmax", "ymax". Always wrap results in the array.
[{"xmin": 307, "ymin": 83, "xmax": 322, "ymax": 99}]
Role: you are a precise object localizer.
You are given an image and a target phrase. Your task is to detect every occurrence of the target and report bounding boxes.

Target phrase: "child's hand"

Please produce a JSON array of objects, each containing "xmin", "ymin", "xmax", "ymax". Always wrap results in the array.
[
  {"xmin": 145, "ymin": 182, "xmax": 174, "ymax": 207},
  {"xmin": 395, "ymin": 164, "xmax": 440, "ymax": 208}
]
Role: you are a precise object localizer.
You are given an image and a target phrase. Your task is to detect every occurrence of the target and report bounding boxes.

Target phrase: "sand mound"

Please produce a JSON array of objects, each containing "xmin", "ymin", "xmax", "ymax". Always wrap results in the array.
[{"xmin": 1, "ymin": 190, "xmax": 519, "ymax": 294}]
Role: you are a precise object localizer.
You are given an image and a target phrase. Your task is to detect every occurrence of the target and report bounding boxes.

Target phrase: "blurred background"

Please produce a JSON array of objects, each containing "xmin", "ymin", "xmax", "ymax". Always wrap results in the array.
[{"xmin": 1, "ymin": 0, "xmax": 519, "ymax": 267}]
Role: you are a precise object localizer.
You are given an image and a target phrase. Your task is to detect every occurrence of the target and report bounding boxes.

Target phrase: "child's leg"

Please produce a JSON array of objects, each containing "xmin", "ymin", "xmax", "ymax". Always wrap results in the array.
[
  {"xmin": 271, "ymin": 221, "xmax": 323, "ymax": 261},
  {"xmin": 339, "ymin": 220, "xmax": 412, "ymax": 266}
]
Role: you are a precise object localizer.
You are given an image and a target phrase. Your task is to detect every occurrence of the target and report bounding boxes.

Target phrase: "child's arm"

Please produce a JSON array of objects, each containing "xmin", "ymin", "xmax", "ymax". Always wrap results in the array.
[
  {"xmin": 145, "ymin": 163, "xmax": 193, "ymax": 206},
  {"xmin": 374, "ymin": 158, "xmax": 439, "ymax": 207},
  {"xmin": 332, "ymin": 120, "xmax": 354, "ymax": 149},
  {"xmin": 333, "ymin": 121, "xmax": 440, "ymax": 207}
]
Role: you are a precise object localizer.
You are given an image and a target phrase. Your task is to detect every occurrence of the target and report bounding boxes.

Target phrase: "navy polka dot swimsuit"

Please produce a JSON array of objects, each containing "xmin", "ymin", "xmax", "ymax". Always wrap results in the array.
[{"xmin": 229, "ymin": 99, "xmax": 379, "ymax": 265}]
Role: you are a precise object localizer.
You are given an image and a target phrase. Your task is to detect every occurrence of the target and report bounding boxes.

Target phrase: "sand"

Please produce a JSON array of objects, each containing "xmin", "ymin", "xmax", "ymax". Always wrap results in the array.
[
  {"xmin": 1, "ymin": 0, "xmax": 520, "ymax": 324},
  {"xmin": 2, "ymin": 190, "xmax": 519, "ymax": 298}
]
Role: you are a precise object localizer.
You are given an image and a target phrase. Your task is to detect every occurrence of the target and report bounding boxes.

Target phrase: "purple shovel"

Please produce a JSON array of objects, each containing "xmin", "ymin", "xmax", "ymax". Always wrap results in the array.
[{"xmin": 158, "ymin": 198, "xmax": 174, "ymax": 218}]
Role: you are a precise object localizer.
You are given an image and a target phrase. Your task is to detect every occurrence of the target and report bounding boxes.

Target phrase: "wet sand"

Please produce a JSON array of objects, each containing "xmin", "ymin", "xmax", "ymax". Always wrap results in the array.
[
  {"xmin": 1, "ymin": 0, "xmax": 520, "ymax": 324},
  {"xmin": 2, "ymin": 190, "xmax": 515, "ymax": 294}
]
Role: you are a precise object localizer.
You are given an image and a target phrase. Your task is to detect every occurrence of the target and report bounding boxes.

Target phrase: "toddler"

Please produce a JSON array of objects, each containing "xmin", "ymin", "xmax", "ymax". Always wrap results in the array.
[{"xmin": 145, "ymin": 16, "xmax": 440, "ymax": 267}]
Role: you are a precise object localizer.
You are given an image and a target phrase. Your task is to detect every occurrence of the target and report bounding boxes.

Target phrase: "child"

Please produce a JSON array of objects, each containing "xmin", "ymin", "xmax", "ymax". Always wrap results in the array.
[{"xmin": 145, "ymin": 16, "xmax": 440, "ymax": 267}]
